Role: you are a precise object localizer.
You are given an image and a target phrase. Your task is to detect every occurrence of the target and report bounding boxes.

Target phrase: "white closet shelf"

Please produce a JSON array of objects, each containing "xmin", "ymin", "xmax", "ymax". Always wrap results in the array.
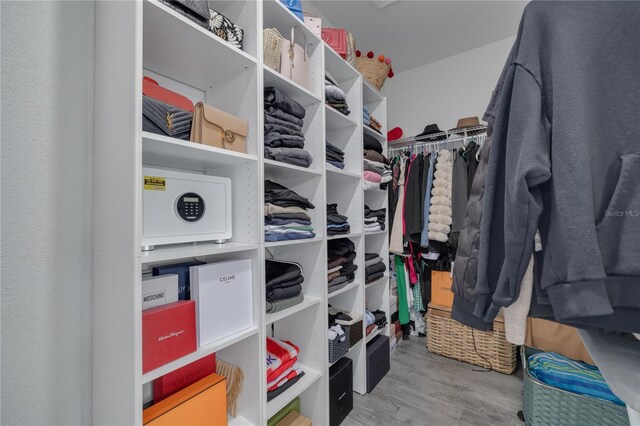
[
  {"xmin": 266, "ymin": 365, "xmax": 322, "ymax": 418},
  {"xmin": 328, "ymin": 281, "xmax": 360, "ymax": 299},
  {"xmin": 326, "ymin": 166, "xmax": 361, "ymax": 180},
  {"xmin": 365, "ymin": 274, "xmax": 389, "ymax": 289},
  {"xmin": 365, "ymin": 326, "xmax": 383, "ymax": 343},
  {"xmin": 325, "ymin": 104, "xmax": 359, "ymax": 129},
  {"xmin": 142, "ymin": 325, "xmax": 259, "ymax": 384},
  {"xmin": 265, "ymin": 295, "xmax": 321, "ymax": 325},
  {"xmin": 363, "ymin": 80, "xmax": 384, "ymax": 104},
  {"xmin": 263, "ymin": 66, "xmax": 321, "ymax": 107},
  {"xmin": 143, "ymin": 0, "xmax": 257, "ymax": 90},
  {"xmin": 228, "ymin": 415, "xmax": 254, "ymax": 426},
  {"xmin": 327, "ymin": 233, "xmax": 362, "ymax": 241},
  {"xmin": 324, "ymin": 44, "xmax": 360, "ymax": 84},
  {"xmin": 142, "ymin": 132, "xmax": 258, "ymax": 171},
  {"xmin": 264, "ymin": 236, "xmax": 323, "ymax": 248},
  {"xmin": 140, "ymin": 241, "xmax": 259, "ymax": 264},
  {"xmin": 364, "ymin": 230, "xmax": 388, "ymax": 236},
  {"xmin": 264, "ymin": 158, "xmax": 323, "ymax": 178},
  {"xmin": 363, "ymin": 125, "xmax": 386, "ymax": 142}
]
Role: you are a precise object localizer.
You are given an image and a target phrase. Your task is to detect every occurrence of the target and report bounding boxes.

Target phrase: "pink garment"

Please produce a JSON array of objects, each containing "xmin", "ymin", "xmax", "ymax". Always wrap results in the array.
[{"xmin": 363, "ymin": 171, "xmax": 382, "ymax": 183}]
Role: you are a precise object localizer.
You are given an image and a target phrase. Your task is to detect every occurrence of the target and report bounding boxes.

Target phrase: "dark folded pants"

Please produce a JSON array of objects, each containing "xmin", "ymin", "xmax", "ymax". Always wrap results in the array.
[
  {"xmin": 264, "ymin": 87, "xmax": 306, "ymax": 120},
  {"xmin": 264, "ymin": 106, "xmax": 304, "ymax": 128},
  {"xmin": 266, "ymin": 284, "xmax": 302, "ymax": 302},
  {"xmin": 366, "ymin": 271, "xmax": 385, "ymax": 284},
  {"xmin": 264, "ymin": 113, "xmax": 304, "ymax": 132},
  {"xmin": 265, "ymin": 180, "xmax": 315, "ymax": 209},
  {"xmin": 265, "ymin": 259, "xmax": 303, "ymax": 287},
  {"xmin": 327, "ymin": 238, "xmax": 355, "ymax": 256},
  {"xmin": 365, "ymin": 261, "xmax": 386, "ymax": 277}
]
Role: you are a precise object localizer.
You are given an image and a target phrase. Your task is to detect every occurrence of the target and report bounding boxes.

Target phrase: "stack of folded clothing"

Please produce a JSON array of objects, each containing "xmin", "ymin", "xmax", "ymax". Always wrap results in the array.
[
  {"xmin": 265, "ymin": 180, "xmax": 316, "ymax": 242},
  {"xmin": 266, "ymin": 337, "xmax": 305, "ymax": 401},
  {"xmin": 364, "ymin": 309, "xmax": 388, "ymax": 335},
  {"xmin": 363, "ymin": 107, "xmax": 383, "ymax": 133},
  {"xmin": 363, "ymin": 106, "xmax": 371, "ymax": 127},
  {"xmin": 326, "ymin": 141, "xmax": 345, "ymax": 169},
  {"xmin": 363, "ymin": 134, "xmax": 392, "ymax": 190},
  {"xmin": 264, "ymin": 87, "xmax": 313, "ymax": 168},
  {"xmin": 325, "ymin": 75, "xmax": 350, "ymax": 116},
  {"xmin": 265, "ymin": 259, "xmax": 304, "ymax": 313},
  {"xmin": 327, "ymin": 238, "xmax": 358, "ymax": 293},
  {"xmin": 364, "ymin": 205, "xmax": 386, "ymax": 232},
  {"xmin": 364, "ymin": 253, "xmax": 386, "ymax": 283},
  {"xmin": 369, "ymin": 116, "xmax": 382, "ymax": 133},
  {"xmin": 327, "ymin": 204, "xmax": 350, "ymax": 236}
]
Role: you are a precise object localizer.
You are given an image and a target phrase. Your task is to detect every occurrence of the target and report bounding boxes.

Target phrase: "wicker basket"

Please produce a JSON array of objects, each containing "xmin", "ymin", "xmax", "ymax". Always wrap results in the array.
[
  {"xmin": 425, "ymin": 306, "xmax": 517, "ymax": 374},
  {"xmin": 329, "ymin": 325, "xmax": 350, "ymax": 363},
  {"xmin": 356, "ymin": 57, "xmax": 390, "ymax": 91},
  {"xmin": 347, "ymin": 320, "xmax": 363, "ymax": 347},
  {"xmin": 522, "ymin": 347, "xmax": 629, "ymax": 426}
]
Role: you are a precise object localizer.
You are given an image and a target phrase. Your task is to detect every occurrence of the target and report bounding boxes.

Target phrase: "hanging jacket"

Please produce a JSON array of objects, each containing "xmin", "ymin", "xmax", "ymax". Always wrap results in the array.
[
  {"xmin": 476, "ymin": 1, "xmax": 640, "ymax": 331},
  {"xmin": 427, "ymin": 149, "xmax": 452, "ymax": 242},
  {"xmin": 450, "ymin": 40, "xmax": 516, "ymax": 331}
]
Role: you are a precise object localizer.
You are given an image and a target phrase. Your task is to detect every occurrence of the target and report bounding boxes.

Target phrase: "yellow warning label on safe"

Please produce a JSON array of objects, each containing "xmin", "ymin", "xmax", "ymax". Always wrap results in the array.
[{"xmin": 144, "ymin": 176, "xmax": 166, "ymax": 191}]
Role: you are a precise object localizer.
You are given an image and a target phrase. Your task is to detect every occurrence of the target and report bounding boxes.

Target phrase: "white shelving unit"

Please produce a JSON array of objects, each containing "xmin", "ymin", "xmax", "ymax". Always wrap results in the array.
[{"xmin": 93, "ymin": 1, "xmax": 388, "ymax": 424}]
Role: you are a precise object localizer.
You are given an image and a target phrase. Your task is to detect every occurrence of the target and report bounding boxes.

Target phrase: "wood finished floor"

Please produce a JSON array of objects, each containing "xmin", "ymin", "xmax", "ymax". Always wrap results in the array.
[{"xmin": 343, "ymin": 336, "xmax": 523, "ymax": 426}]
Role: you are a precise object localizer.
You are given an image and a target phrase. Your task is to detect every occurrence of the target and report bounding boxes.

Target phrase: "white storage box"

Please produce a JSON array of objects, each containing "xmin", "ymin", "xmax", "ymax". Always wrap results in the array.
[
  {"xmin": 190, "ymin": 260, "xmax": 253, "ymax": 347},
  {"xmin": 142, "ymin": 274, "xmax": 179, "ymax": 310}
]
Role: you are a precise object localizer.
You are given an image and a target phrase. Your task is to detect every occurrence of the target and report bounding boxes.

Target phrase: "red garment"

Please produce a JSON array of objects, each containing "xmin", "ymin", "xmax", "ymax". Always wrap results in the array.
[
  {"xmin": 266, "ymin": 337, "xmax": 300, "ymax": 383},
  {"xmin": 267, "ymin": 363, "xmax": 302, "ymax": 391}
]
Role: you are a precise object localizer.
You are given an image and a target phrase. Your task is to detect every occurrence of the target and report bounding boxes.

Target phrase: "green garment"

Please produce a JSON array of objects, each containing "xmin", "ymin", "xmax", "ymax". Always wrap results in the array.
[{"xmin": 395, "ymin": 255, "xmax": 411, "ymax": 324}]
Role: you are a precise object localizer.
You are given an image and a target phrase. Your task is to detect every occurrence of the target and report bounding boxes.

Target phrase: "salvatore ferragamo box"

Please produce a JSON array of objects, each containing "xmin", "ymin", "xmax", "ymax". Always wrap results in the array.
[
  {"xmin": 153, "ymin": 354, "xmax": 216, "ymax": 403},
  {"xmin": 143, "ymin": 300, "xmax": 197, "ymax": 373},
  {"xmin": 190, "ymin": 259, "xmax": 253, "ymax": 347}
]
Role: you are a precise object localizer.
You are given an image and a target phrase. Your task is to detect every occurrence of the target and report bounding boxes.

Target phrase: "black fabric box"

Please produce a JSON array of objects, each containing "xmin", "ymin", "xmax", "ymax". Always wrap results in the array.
[
  {"xmin": 366, "ymin": 335, "xmax": 390, "ymax": 393},
  {"xmin": 329, "ymin": 357, "xmax": 353, "ymax": 426}
]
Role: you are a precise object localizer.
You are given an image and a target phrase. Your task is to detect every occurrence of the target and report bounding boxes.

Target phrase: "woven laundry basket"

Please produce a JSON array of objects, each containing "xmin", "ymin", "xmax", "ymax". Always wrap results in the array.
[
  {"xmin": 356, "ymin": 56, "xmax": 390, "ymax": 91},
  {"xmin": 425, "ymin": 305, "xmax": 517, "ymax": 374},
  {"xmin": 522, "ymin": 347, "xmax": 630, "ymax": 426}
]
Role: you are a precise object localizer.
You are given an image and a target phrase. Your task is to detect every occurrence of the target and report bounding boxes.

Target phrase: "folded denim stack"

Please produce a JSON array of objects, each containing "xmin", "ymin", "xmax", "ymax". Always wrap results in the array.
[
  {"xmin": 265, "ymin": 259, "xmax": 304, "ymax": 313},
  {"xmin": 363, "ymin": 134, "xmax": 392, "ymax": 190},
  {"xmin": 327, "ymin": 238, "xmax": 358, "ymax": 293},
  {"xmin": 266, "ymin": 337, "xmax": 305, "ymax": 401},
  {"xmin": 265, "ymin": 180, "xmax": 316, "ymax": 242},
  {"xmin": 364, "ymin": 253, "xmax": 386, "ymax": 284},
  {"xmin": 325, "ymin": 76, "xmax": 350, "ymax": 116},
  {"xmin": 327, "ymin": 204, "xmax": 350, "ymax": 236},
  {"xmin": 264, "ymin": 87, "xmax": 313, "ymax": 168},
  {"xmin": 363, "ymin": 106, "xmax": 371, "ymax": 126},
  {"xmin": 326, "ymin": 141, "xmax": 346, "ymax": 170},
  {"xmin": 364, "ymin": 205, "xmax": 386, "ymax": 232}
]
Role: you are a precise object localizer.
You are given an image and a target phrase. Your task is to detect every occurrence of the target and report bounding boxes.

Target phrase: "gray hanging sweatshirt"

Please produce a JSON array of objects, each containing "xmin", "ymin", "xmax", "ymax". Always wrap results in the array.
[{"xmin": 474, "ymin": 1, "xmax": 640, "ymax": 332}]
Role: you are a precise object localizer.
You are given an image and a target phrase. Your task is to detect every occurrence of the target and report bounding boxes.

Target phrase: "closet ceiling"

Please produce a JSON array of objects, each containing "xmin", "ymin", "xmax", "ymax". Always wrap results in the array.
[{"xmin": 311, "ymin": 0, "xmax": 527, "ymax": 73}]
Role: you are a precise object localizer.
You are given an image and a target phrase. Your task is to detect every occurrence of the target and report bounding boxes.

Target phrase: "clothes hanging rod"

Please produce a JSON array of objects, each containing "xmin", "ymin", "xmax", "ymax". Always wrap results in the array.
[
  {"xmin": 388, "ymin": 127, "xmax": 487, "ymax": 154},
  {"xmin": 389, "ymin": 124, "xmax": 488, "ymax": 147}
]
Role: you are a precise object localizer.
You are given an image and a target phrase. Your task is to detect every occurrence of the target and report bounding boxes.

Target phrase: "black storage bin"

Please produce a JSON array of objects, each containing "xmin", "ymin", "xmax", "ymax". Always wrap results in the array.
[
  {"xmin": 329, "ymin": 357, "xmax": 353, "ymax": 426},
  {"xmin": 366, "ymin": 335, "xmax": 390, "ymax": 393}
]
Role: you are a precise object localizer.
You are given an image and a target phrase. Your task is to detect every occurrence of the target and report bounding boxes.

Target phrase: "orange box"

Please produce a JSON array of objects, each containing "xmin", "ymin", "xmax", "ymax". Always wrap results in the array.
[
  {"xmin": 143, "ymin": 373, "xmax": 227, "ymax": 425},
  {"xmin": 430, "ymin": 271, "xmax": 454, "ymax": 308}
]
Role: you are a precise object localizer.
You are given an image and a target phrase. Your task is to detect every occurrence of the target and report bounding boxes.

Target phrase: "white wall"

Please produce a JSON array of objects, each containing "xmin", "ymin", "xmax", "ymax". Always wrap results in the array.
[
  {"xmin": 1, "ymin": 2, "xmax": 95, "ymax": 425},
  {"xmin": 383, "ymin": 36, "xmax": 516, "ymax": 136}
]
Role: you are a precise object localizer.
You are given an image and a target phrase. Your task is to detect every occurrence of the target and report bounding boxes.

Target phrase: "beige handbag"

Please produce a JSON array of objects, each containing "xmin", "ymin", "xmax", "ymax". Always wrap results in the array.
[
  {"xmin": 190, "ymin": 102, "xmax": 248, "ymax": 153},
  {"xmin": 263, "ymin": 28, "xmax": 283, "ymax": 72},
  {"xmin": 280, "ymin": 26, "xmax": 312, "ymax": 91}
]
